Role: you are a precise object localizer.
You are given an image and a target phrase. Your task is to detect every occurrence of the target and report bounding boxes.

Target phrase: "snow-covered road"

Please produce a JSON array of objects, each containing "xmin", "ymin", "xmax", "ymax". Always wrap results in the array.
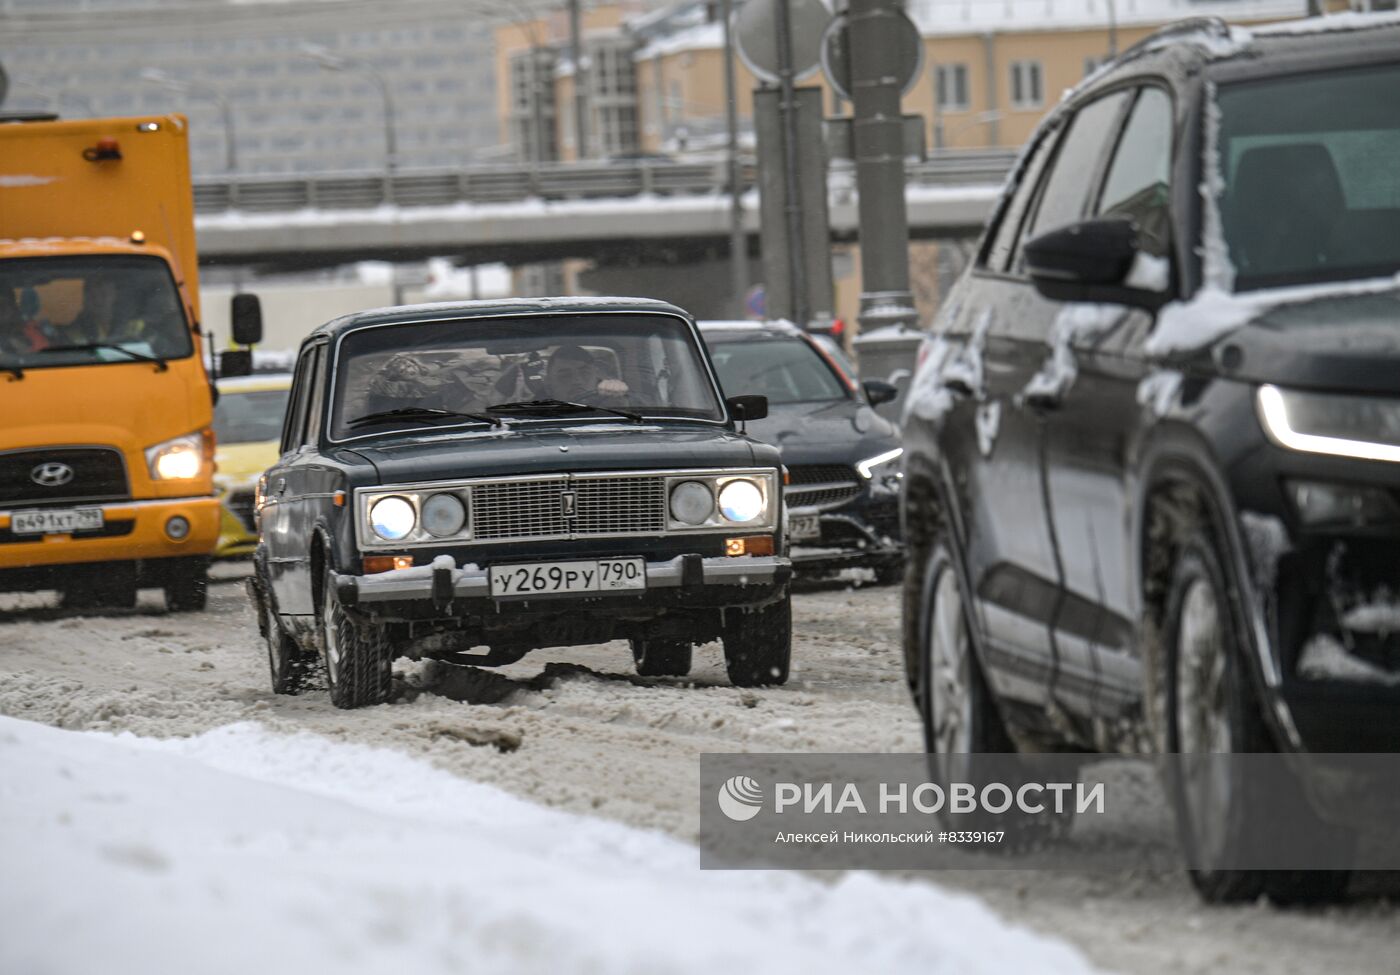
[{"xmin": 2, "ymin": 567, "xmax": 1398, "ymax": 973}]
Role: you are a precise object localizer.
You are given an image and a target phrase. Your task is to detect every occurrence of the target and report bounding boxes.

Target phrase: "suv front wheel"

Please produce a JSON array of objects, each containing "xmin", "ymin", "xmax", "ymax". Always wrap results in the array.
[{"xmin": 320, "ymin": 570, "xmax": 392, "ymax": 709}]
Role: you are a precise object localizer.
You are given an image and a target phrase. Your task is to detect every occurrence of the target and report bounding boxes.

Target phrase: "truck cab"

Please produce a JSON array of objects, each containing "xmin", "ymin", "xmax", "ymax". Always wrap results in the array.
[{"xmin": 0, "ymin": 114, "xmax": 220, "ymax": 610}]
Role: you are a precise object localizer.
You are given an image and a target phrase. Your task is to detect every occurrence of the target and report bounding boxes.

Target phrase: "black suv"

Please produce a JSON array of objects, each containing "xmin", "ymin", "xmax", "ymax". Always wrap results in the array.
[
  {"xmin": 901, "ymin": 17, "xmax": 1400, "ymax": 901},
  {"xmin": 249, "ymin": 298, "xmax": 791, "ymax": 709}
]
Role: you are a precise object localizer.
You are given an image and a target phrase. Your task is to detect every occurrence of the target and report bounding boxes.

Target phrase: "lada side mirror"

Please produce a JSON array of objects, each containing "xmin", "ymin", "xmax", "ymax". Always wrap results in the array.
[{"xmin": 726, "ymin": 394, "xmax": 769, "ymax": 423}]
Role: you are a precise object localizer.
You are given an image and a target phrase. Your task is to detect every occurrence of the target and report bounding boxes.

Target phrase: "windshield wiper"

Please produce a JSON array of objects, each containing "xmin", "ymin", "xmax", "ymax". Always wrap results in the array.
[
  {"xmin": 41, "ymin": 343, "xmax": 168, "ymax": 372},
  {"xmin": 486, "ymin": 398, "xmax": 644, "ymax": 423},
  {"xmin": 347, "ymin": 406, "xmax": 504, "ymax": 430}
]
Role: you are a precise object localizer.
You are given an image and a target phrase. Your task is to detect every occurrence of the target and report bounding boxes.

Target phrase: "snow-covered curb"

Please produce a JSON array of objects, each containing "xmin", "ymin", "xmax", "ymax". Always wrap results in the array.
[{"xmin": 0, "ymin": 716, "xmax": 1101, "ymax": 975}]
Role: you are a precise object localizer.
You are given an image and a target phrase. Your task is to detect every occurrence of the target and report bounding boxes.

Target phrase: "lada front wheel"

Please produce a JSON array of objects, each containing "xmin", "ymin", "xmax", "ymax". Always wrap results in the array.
[
  {"xmin": 320, "ymin": 571, "xmax": 392, "ymax": 709},
  {"xmin": 630, "ymin": 638, "xmax": 692, "ymax": 677},
  {"xmin": 722, "ymin": 595, "xmax": 791, "ymax": 687}
]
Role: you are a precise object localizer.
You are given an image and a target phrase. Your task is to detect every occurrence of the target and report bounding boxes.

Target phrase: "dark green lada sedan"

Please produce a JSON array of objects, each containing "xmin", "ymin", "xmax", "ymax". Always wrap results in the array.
[{"xmin": 249, "ymin": 297, "xmax": 791, "ymax": 708}]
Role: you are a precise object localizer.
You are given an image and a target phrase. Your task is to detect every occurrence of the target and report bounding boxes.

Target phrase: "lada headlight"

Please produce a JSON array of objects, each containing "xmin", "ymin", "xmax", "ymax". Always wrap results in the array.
[
  {"xmin": 718, "ymin": 479, "xmax": 764, "ymax": 523},
  {"xmin": 369, "ymin": 496, "xmax": 416, "ymax": 540},
  {"xmin": 669, "ymin": 480, "xmax": 716, "ymax": 525}
]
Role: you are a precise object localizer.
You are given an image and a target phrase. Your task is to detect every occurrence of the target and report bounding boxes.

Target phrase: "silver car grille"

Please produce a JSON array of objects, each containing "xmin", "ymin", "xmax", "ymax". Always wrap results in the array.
[{"xmin": 469, "ymin": 475, "xmax": 667, "ymax": 541}]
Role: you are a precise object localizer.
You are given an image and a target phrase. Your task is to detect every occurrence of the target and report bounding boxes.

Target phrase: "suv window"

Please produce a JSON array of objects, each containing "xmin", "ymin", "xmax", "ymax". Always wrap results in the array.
[
  {"xmin": 981, "ymin": 127, "xmax": 1062, "ymax": 273},
  {"xmin": 1018, "ymin": 90, "xmax": 1133, "ymax": 261},
  {"xmin": 1097, "ymin": 86, "xmax": 1174, "ymax": 256}
]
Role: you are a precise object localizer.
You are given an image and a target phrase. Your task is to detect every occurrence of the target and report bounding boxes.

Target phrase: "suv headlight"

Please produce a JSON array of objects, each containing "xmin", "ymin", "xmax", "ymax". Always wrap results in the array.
[
  {"xmin": 1257, "ymin": 385, "xmax": 1400, "ymax": 463},
  {"xmin": 146, "ymin": 431, "xmax": 210, "ymax": 480},
  {"xmin": 856, "ymin": 447, "xmax": 904, "ymax": 479}
]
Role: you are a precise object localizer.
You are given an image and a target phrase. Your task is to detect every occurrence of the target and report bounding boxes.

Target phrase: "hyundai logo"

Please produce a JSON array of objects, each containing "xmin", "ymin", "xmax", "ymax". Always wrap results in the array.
[{"xmin": 30, "ymin": 462, "xmax": 75, "ymax": 488}]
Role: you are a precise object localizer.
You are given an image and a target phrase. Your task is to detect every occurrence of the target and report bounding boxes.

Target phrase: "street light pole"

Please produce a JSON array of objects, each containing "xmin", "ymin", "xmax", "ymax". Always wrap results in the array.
[
  {"xmin": 301, "ymin": 44, "xmax": 398, "ymax": 175},
  {"xmin": 721, "ymin": 0, "xmax": 747, "ymax": 317},
  {"xmin": 140, "ymin": 69, "xmax": 237, "ymax": 172},
  {"xmin": 568, "ymin": 0, "xmax": 589, "ymax": 159}
]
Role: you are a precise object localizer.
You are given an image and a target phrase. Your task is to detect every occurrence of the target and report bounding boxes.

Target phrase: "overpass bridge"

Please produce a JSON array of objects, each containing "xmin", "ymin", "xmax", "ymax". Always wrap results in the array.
[{"xmin": 192, "ymin": 150, "xmax": 1012, "ymax": 270}]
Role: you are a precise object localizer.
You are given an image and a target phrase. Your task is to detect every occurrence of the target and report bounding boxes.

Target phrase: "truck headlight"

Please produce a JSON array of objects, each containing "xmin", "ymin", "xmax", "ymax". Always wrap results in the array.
[
  {"xmin": 718, "ymin": 479, "xmax": 763, "ymax": 522},
  {"xmin": 1257, "ymin": 385, "xmax": 1400, "ymax": 464},
  {"xmin": 145, "ymin": 432, "xmax": 207, "ymax": 480},
  {"xmin": 669, "ymin": 480, "xmax": 715, "ymax": 525},
  {"xmin": 370, "ymin": 496, "xmax": 416, "ymax": 540}
]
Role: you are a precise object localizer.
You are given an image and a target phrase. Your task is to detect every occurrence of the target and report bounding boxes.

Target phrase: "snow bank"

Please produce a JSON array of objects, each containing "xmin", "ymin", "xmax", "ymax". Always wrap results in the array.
[{"xmin": 0, "ymin": 716, "xmax": 1100, "ymax": 975}]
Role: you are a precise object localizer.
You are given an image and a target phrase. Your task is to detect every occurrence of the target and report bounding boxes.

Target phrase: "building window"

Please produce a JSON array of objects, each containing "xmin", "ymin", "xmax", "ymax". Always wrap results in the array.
[
  {"xmin": 508, "ymin": 48, "xmax": 558, "ymax": 162},
  {"xmin": 1010, "ymin": 60, "xmax": 1043, "ymax": 109},
  {"xmin": 936, "ymin": 63, "xmax": 969, "ymax": 111}
]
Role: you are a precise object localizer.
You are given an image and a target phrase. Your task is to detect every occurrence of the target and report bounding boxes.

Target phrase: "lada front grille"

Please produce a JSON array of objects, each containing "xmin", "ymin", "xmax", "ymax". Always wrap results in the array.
[{"xmin": 469, "ymin": 474, "xmax": 667, "ymax": 541}]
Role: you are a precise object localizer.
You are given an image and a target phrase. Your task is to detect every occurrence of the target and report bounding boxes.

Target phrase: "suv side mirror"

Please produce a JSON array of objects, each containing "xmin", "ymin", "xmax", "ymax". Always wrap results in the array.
[
  {"xmin": 726, "ymin": 394, "xmax": 769, "ymax": 423},
  {"xmin": 862, "ymin": 378, "xmax": 898, "ymax": 407},
  {"xmin": 1024, "ymin": 218, "xmax": 1169, "ymax": 308},
  {"xmin": 230, "ymin": 293, "xmax": 264, "ymax": 346}
]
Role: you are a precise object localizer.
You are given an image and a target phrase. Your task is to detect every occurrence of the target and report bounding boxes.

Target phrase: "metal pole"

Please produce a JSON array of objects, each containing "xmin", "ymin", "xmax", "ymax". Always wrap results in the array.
[
  {"xmin": 531, "ymin": 45, "xmax": 547, "ymax": 164},
  {"xmin": 366, "ymin": 66, "xmax": 397, "ymax": 174},
  {"xmin": 848, "ymin": 0, "xmax": 917, "ymax": 333},
  {"xmin": 1106, "ymin": 0, "xmax": 1118, "ymax": 58},
  {"xmin": 721, "ymin": 0, "xmax": 747, "ymax": 318},
  {"xmin": 569, "ymin": 0, "xmax": 589, "ymax": 159},
  {"xmin": 213, "ymin": 92, "xmax": 237, "ymax": 173},
  {"xmin": 774, "ymin": 0, "xmax": 808, "ymax": 328}
]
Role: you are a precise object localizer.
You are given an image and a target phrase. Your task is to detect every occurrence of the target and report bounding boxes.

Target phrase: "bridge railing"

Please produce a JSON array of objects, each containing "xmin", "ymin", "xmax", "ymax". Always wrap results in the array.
[{"xmin": 192, "ymin": 149, "xmax": 1015, "ymax": 215}]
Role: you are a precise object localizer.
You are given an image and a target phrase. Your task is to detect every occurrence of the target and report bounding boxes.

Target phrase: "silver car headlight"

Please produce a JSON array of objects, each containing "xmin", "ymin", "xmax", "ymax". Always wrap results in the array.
[{"xmin": 1256, "ymin": 385, "xmax": 1400, "ymax": 464}]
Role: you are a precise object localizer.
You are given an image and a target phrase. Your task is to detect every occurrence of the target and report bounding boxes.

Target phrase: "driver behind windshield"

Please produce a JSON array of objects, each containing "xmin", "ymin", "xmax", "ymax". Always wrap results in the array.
[{"xmin": 544, "ymin": 344, "xmax": 630, "ymax": 406}]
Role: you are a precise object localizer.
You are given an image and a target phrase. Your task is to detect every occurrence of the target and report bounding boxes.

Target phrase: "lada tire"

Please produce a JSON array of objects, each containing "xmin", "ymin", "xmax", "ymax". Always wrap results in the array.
[
  {"xmin": 722, "ymin": 595, "xmax": 791, "ymax": 687},
  {"xmin": 320, "ymin": 570, "xmax": 392, "ymax": 709},
  {"xmin": 1163, "ymin": 529, "xmax": 1352, "ymax": 904},
  {"xmin": 264, "ymin": 597, "xmax": 315, "ymax": 696},
  {"xmin": 630, "ymin": 638, "xmax": 692, "ymax": 677}
]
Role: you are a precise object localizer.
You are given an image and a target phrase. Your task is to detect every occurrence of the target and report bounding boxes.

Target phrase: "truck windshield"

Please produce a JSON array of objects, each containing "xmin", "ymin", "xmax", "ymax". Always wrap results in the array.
[
  {"xmin": 0, "ymin": 255, "xmax": 193, "ymax": 370},
  {"xmin": 330, "ymin": 313, "xmax": 724, "ymax": 440},
  {"xmin": 1216, "ymin": 62, "xmax": 1400, "ymax": 291}
]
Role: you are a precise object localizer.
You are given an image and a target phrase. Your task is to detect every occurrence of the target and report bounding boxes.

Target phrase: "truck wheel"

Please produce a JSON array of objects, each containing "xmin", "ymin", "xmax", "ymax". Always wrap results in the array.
[
  {"xmin": 320, "ymin": 570, "xmax": 392, "ymax": 709},
  {"xmin": 1163, "ymin": 529, "xmax": 1352, "ymax": 904},
  {"xmin": 630, "ymin": 638, "xmax": 692, "ymax": 677},
  {"xmin": 722, "ymin": 595, "xmax": 791, "ymax": 687},
  {"xmin": 164, "ymin": 560, "xmax": 209, "ymax": 613},
  {"xmin": 61, "ymin": 569, "xmax": 137, "ymax": 611},
  {"xmin": 264, "ymin": 599, "xmax": 315, "ymax": 695}
]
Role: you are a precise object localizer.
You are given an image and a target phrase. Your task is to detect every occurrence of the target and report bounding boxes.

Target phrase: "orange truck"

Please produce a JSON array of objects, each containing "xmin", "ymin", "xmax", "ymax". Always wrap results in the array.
[{"xmin": 0, "ymin": 113, "xmax": 260, "ymax": 611}]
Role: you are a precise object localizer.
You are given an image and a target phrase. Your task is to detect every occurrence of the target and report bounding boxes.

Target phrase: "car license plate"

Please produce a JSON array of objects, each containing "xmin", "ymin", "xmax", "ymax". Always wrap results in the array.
[
  {"xmin": 11, "ymin": 507, "xmax": 104, "ymax": 535},
  {"xmin": 790, "ymin": 514, "xmax": 821, "ymax": 542},
  {"xmin": 489, "ymin": 557, "xmax": 646, "ymax": 597}
]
